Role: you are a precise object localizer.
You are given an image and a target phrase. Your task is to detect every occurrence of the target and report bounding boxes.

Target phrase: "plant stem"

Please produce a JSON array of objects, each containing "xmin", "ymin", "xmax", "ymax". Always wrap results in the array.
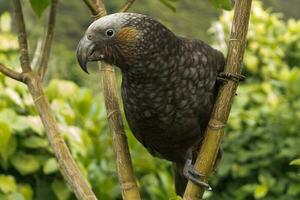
[
  {"xmin": 119, "ymin": 0, "xmax": 136, "ymax": 12},
  {"xmin": 82, "ymin": 0, "xmax": 141, "ymax": 198},
  {"xmin": 0, "ymin": 63, "xmax": 24, "ymax": 82},
  {"xmin": 12, "ymin": 0, "xmax": 31, "ymax": 72},
  {"xmin": 11, "ymin": 0, "xmax": 98, "ymax": 199},
  {"xmin": 37, "ymin": 0, "xmax": 58, "ymax": 80},
  {"xmin": 24, "ymin": 72, "xmax": 98, "ymax": 200},
  {"xmin": 100, "ymin": 63, "xmax": 141, "ymax": 200},
  {"xmin": 183, "ymin": 0, "xmax": 253, "ymax": 199}
]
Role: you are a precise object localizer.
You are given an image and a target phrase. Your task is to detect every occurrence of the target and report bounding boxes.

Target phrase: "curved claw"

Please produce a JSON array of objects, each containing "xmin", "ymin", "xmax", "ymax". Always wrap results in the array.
[{"xmin": 183, "ymin": 158, "xmax": 212, "ymax": 191}]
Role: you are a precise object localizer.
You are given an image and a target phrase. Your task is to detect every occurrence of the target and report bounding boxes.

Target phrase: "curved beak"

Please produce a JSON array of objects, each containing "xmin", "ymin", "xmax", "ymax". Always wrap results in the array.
[{"xmin": 76, "ymin": 36, "xmax": 95, "ymax": 73}]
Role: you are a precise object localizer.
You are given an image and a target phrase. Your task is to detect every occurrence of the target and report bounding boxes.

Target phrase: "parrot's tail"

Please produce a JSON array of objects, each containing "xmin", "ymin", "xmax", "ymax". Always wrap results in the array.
[{"xmin": 173, "ymin": 162, "xmax": 188, "ymax": 197}]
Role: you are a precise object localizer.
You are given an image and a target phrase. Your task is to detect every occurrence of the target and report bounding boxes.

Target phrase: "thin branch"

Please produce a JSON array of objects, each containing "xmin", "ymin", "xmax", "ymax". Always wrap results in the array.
[
  {"xmin": 12, "ymin": 0, "xmax": 32, "ymax": 73},
  {"xmin": 37, "ymin": 0, "xmax": 58, "ymax": 80},
  {"xmin": 83, "ymin": 1, "xmax": 141, "ymax": 199},
  {"xmin": 119, "ymin": 0, "xmax": 136, "ymax": 12},
  {"xmin": 183, "ymin": 0, "xmax": 253, "ymax": 199},
  {"xmin": 23, "ymin": 73, "xmax": 98, "ymax": 200},
  {"xmin": 100, "ymin": 63, "xmax": 141, "ymax": 200},
  {"xmin": 82, "ymin": 0, "xmax": 104, "ymax": 17},
  {"xmin": 0, "ymin": 63, "xmax": 24, "ymax": 82},
  {"xmin": 11, "ymin": 1, "xmax": 98, "ymax": 199},
  {"xmin": 92, "ymin": 0, "xmax": 107, "ymax": 17}
]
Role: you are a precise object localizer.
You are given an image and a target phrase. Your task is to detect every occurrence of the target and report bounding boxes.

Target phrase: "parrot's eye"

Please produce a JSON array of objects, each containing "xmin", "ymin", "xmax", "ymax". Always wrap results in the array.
[{"xmin": 105, "ymin": 29, "xmax": 115, "ymax": 37}]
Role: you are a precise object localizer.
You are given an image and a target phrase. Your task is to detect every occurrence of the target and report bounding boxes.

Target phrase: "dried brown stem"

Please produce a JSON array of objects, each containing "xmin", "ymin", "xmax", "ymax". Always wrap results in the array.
[
  {"xmin": 119, "ymin": 0, "xmax": 136, "ymax": 12},
  {"xmin": 37, "ymin": 0, "xmax": 58, "ymax": 80},
  {"xmin": 0, "ymin": 63, "xmax": 24, "ymax": 82},
  {"xmin": 183, "ymin": 0, "xmax": 253, "ymax": 199},
  {"xmin": 11, "ymin": 0, "xmax": 98, "ymax": 199}
]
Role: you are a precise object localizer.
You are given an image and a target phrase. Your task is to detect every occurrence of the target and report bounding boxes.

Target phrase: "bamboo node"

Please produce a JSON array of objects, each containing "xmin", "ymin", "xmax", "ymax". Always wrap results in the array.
[
  {"xmin": 107, "ymin": 110, "xmax": 117, "ymax": 119},
  {"xmin": 208, "ymin": 119, "xmax": 225, "ymax": 130},
  {"xmin": 91, "ymin": 13, "xmax": 101, "ymax": 20},
  {"xmin": 120, "ymin": 181, "xmax": 137, "ymax": 191},
  {"xmin": 229, "ymin": 38, "xmax": 241, "ymax": 42}
]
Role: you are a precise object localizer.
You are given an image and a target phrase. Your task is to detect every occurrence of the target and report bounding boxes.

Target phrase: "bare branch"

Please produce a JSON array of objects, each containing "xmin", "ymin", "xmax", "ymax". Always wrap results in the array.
[
  {"xmin": 23, "ymin": 73, "xmax": 98, "ymax": 200},
  {"xmin": 37, "ymin": 0, "xmax": 58, "ymax": 80},
  {"xmin": 183, "ymin": 0, "xmax": 253, "ymax": 199},
  {"xmin": 12, "ymin": 0, "xmax": 32, "ymax": 73},
  {"xmin": 82, "ymin": 1, "xmax": 141, "ymax": 199},
  {"xmin": 11, "ymin": 1, "xmax": 98, "ymax": 199},
  {"xmin": 0, "ymin": 63, "xmax": 24, "ymax": 82},
  {"xmin": 83, "ymin": 0, "xmax": 98, "ymax": 16},
  {"xmin": 92, "ymin": 0, "xmax": 107, "ymax": 17},
  {"xmin": 119, "ymin": 0, "xmax": 136, "ymax": 12}
]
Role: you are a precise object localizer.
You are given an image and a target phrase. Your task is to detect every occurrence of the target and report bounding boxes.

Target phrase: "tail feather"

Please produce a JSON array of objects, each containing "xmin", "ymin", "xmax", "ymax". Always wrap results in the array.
[{"xmin": 173, "ymin": 162, "xmax": 188, "ymax": 197}]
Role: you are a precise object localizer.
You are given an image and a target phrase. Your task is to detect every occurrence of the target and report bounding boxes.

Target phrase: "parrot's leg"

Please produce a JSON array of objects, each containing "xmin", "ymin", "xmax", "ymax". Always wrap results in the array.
[
  {"xmin": 217, "ymin": 72, "xmax": 246, "ymax": 83},
  {"xmin": 183, "ymin": 150, "xmax": 212, "ymax": 190}
]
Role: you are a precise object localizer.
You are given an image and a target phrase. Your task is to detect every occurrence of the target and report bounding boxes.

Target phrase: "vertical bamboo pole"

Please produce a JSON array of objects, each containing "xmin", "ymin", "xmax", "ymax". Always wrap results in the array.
[{"xmin": 183, "ymin": 0, "xmax": 253, "ymax": 199}]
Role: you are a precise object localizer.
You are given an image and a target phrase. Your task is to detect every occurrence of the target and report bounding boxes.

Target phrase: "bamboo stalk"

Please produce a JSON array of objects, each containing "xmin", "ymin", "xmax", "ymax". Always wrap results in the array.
[
  {"xmin": 81, "ymin": 0, "xmax": 141, "ymax": 199},
  {"xmin": 91, "ymin": 0, "xmax": 107, "ymax": 17},
  {"xmin": 9, "ymin": 0, "xmax": 98, "ymax": 199},
  {"xmin": 119, "ymin": 0, "xmax": 136, "ymax": 12},
  {"xmin": 183, "ymin": 0, "xmax": 253, "ymax": 199},
  {"xmin": 100, "ymin": 63, "xmax": 141, "ymax": 200},
  {"xmin": 83, "ymin": 0, "xmax": 99, "ymax": 16}
]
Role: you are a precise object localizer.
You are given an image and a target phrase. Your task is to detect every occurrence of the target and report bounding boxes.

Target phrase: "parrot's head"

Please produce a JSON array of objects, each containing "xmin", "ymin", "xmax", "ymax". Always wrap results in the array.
[{"xmin": 76, "ymin": 13, "xmax": 176, "ymax": 73}]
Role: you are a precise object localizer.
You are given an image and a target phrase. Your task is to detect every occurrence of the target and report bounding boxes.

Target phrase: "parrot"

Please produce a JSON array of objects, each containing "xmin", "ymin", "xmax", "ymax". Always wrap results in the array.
[{"xmin": 77, "ymin": 12, "xmax": 226, "ymax": 196}]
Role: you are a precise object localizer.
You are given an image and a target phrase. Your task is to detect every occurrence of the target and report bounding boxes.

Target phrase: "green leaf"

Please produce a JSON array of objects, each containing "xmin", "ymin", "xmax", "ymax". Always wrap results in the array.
[
  {"xmin": 290, "ymin": 159, "xmax": 300, "ymax": 166},
  {"xmin": 0, "ymin": 175, "xmax": 17, "ymax": 194},
  {"xmin": 17, "ymin": 184, "xmax": 33, "ymax": 200},
  {"xmin": 21, "ymin": 136, "xmax": 48, "ymax": 149},
  {"xmin": 0, "ymin": 12, "xmax": 11, "ymax": 32},
  {"xmin": 8, "ymin": 192, "xmax": 25, "ymax": 200},
  {"xmin": 46, "ymin": 79, "xmax": 79, "ymax": 100},
  {"xmin": 254, "ymin": 184, "xmax": 268, "ymax": 199},
  {"xmin": 29, "ymin": 0, "xmax": 50, "ymax": 17},
  {"xmin": 11, "ymin": 152, "xmax": 41, "ymax": 175},
  {"xmin": 209, "ymin": 0, "xmax": 233, "ymax": 10},
  {"xmin": 0, "ymin": 121, "xmax": 12, "ymax": 162},
  {"xmin": 26, "ymin": 116, "xmax": 44, "ymax": 136},
  {"xmin": 43, "ymin": 158, "xmax": 58, "ymax": 175},
  {"xmin": 51, "ymin": 180, "xmax": 71, "ymax": 200}
]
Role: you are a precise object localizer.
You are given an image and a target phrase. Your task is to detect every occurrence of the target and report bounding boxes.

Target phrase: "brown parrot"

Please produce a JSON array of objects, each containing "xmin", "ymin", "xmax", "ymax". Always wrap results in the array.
[{"xmin": 77, "ymin": 13, "xmax": 225, "ymax": 196}]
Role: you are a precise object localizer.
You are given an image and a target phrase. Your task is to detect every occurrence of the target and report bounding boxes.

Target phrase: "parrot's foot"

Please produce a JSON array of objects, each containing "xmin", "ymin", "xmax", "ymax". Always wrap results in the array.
[
  {"xmin": 217, "ymin": 72, "xmax": 246, "ymax": 84},
  {"xmin": 183, "ymin": 158, "xmax": 212, "ymax": 191}
]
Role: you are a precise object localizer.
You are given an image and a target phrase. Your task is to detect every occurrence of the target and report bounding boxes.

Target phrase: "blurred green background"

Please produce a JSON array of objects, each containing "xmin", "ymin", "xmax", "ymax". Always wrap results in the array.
[{"xmin": 0, "ymin": 0, "xmax": 300, "ymax": 200}]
